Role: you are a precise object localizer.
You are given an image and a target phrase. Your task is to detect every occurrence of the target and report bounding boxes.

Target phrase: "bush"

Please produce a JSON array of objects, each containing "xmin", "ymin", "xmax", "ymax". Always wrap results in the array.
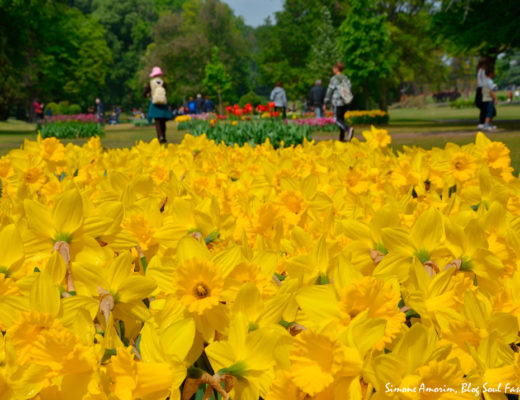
[
  {"xmin": 58, "ymin": 101, "xmax": 70, "ymax": 115},
  {"xmin": 40, "ymin": 121, "xmax": 103, "ymax": 139},
  {"xmin": 238, "ymin": 91, "xmax": 266, "ymax": 107},
  {"xmin": 44, "ymin": 102, "xmax": 60, "ymax": 116},
  {"xmin": 68, "ymin": 104, "xmax": 82, "ymax": 114}
]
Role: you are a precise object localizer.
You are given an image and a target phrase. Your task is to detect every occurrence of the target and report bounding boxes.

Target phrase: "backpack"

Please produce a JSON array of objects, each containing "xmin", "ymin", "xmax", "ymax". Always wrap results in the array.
[
  {"xmin": 151, "ymin": 78, "xmax": 167, "ymax": 105},
  {"xmin": 338, "ymin": 77, "xmax": 353, "ymax": 104}
]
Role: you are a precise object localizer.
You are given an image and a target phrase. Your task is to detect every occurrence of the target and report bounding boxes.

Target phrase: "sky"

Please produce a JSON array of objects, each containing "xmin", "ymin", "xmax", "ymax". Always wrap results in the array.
[{"xmin": 223, "ymin": 0, "xmax": 284, "ymax": 27}]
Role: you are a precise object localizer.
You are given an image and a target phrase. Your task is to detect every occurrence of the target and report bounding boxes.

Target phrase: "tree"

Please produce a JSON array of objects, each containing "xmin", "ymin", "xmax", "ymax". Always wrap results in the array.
[
  {"xmin": 0, "ymin": 0, "xmax": 112, "ymax": 119},
  {"xmin": 90, "ymin": 0, "xmax": 157, "ymax": 107},
  {"xmin": 203, "ymin": 47, "xmax": 232, "ymax": 115},
  {"xmin": 153, "ymin": 0, "xmax": 187, "ymax": 14},
  {"xmin": 254, "ymin": 1, "xmax": 343, "ymax": 99},
  {"xmin": 433, "ymin": 0, "xmax": 520, "ymax": 62},
  {"xmin": 496, "ymin": 51, "xmax": 520, "ymax": 88},
  {"xmin": 142, "ymin": 0, "xmax": 250, "ymax": 103},
  {"xmin": 338, "ymin": 0, "xmax": 391, "ymax": 109},
  {"xmin": 306, "ymin": 7, "xmax": 340, "ymax": 87}
]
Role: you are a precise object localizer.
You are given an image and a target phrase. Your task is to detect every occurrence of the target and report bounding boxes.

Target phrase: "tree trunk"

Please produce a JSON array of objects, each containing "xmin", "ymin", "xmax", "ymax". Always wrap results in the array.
[
  {"xmin": 379, "ymin": 82, "xmax": 388, "ymax": 111},
  {"xmin": 364, "ymin": 81, "xmax": 370, "ymax": 110},
  {"xmin": 217, "ymin": 85, "xmax": 223, "ymax": 115}
]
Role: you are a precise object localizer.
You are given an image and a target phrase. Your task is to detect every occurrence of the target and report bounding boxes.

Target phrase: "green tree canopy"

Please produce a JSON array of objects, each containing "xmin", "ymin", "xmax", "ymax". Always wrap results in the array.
[
  {"xmin": 89, "ymin": 0, "xmax": 157, "ymax": 107},
  {"xmin": 203, "ymin": 47, "xmax": 232, "ymax": 114},
  {"xmin": 432, "ymin": 0, "xmax": 520, "ymax": 59},
  {"xmin": 338, "ymin": 0, "xmax": 391, "ymax": 109},
  {"xmin": 0, "ymin": 0, "xmax": 112, "ymax": 119},
  {"xmin": 306, "ymin": 7, "xmax": 340, "ymax": 88},
  {"xmin": 142, "ymin": 0, "xmax": 250, "ymax": 104}
]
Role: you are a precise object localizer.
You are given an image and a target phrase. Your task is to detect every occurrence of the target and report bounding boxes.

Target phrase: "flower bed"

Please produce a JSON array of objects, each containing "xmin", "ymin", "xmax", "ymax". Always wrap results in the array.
[
  {"xmin": 188, "ymin": 119, "xmax": 312, "ymax": 148},
  {"xmin": 44, "ymin": 113, "xmax": 99, "ymax": 123},
  {"xmin": 0, "ymin": 131, "xmax": 518, "ymax": 399},
  {"xmin": 345, "ymin": 110, "xmax": 389, "ymax": 125}
]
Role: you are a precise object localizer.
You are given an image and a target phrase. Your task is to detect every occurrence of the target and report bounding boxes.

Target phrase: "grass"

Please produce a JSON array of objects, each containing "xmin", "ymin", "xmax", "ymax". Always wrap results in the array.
[{"xmin": 1, "ymin": 104, "xmax": 520, "ymax": 170}]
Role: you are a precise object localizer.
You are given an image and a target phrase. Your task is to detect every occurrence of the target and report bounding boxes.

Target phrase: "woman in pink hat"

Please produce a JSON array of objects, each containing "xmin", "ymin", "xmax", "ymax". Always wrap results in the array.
[{"xmin": 143, "ymin": 66, "xmax": 173, "ymax": 144}]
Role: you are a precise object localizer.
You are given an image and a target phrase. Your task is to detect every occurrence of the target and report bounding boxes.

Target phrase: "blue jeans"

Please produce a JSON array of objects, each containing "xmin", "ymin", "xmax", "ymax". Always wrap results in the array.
[
  {"xmin": 486, "ymin": 101, "xmax": 496, "ymax": 118},
  {"xmin": 314, "ymin": 106, "xmax": 323, "ymax": 118}
]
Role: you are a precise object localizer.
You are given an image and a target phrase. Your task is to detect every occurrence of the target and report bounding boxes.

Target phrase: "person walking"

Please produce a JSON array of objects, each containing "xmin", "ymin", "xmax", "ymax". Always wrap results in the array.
[
  {"xmin": 324, "ymin": 62, "xmax": 354, "ymax": 142},
  {"xmin": 270, "ymin": 82, "xmax": 288, "ymax": 120},
  {"xmin": 482, "ymin": 66, "xmax": 497, "ymax": 131},
  {"xmin": 203, "ymin": 95, "xmax": 215, "ymax": 113},
  {"xmin": 475, "ymin": 57, "xmax": 488, "ymax": 129},
  {"xmin": 144, "ymin": 66, "xmax": 173, "ymax": 144},
  {"xmin": 188, "ymin": 97, "xmax": 196, "ymax": 114},
  {"xmin": 95, "ymin": 98, "xmax": 105, "ymax": 127},
  {"xmin": 195, "ymin": 94, "xmax": 204, "ymax": 114},
  {"xmin": 309, "ymin": 80, "xmax": 326, "ymax": 118}
]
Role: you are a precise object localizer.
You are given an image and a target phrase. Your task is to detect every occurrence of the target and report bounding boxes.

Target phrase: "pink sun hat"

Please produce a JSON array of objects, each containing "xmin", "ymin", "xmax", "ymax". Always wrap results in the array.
[{"xmin": 149, "ymin": 66, "xmax": 163, "ymax": 78}]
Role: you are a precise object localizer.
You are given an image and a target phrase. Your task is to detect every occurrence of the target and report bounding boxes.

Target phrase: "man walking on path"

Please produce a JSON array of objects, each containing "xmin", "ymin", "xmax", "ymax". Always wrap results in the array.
[{"xmin": 309, "ymin": 80, "xmax": 326, "ymax": 118}]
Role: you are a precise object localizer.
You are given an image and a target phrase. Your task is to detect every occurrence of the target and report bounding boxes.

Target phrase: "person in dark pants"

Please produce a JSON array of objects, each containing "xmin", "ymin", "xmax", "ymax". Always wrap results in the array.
[
  {"xmin": 95, "ymin": 98, "xmax": 105, "ymax": 126},
  {"xmin": 475, "ymin": 57, "xmax": 488, "ymax": 128},
  {"xmin": 324, "ymin": 62, "xmax": 354, "ymax": 142},
  {"xmin": 143, "ymin": 66, "xmax": 173, "ymax": 144},
  {"xmin": 195, "ymin": 94, "xmax": 204, "ymax": 114},
  {"xmin": 203, "ymin": 95, "xmax": 215, "ymax": 113},
  {"xmin": 309, "ymin": 80, "xmax": 326, "ymax": 118}
]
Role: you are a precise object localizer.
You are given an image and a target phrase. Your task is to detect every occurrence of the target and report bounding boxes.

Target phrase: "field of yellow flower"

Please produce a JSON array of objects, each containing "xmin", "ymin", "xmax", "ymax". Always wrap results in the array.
[{"xmin": 0, "ymin": 127, "xmax": 519, "ymax": 399}]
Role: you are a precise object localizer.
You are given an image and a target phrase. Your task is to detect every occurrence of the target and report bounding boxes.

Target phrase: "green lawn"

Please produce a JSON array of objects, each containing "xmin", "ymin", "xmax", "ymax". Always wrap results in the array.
[{"xmin": 1, "ymin": 104, "xmax": 520, "ymax": 170}]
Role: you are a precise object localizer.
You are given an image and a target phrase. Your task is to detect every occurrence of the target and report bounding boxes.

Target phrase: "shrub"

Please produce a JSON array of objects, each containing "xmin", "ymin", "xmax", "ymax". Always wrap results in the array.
[
  {"xmin": 238, "ymin": 91, "xmax": 266, "ymax": 107},
  {"xmin": 44, "ymin": 102, "xmax": 60, "ymax": 116},
  {"xmin": 58, "ymin": 101, "xmax": 70, "ymax": 115},
  {"xmin": 68, "ymin": 104, "xmax": 82, "ymax": 114},
  {"xmin": 40, "ymin": 121, "xmax": 103, "ymax": 138}
]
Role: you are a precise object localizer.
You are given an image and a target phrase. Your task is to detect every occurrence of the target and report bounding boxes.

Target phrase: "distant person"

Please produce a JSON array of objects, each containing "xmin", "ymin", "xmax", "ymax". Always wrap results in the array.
[
  {"xmin": 195, "ymin": 94, "xmax": 204, "ymax": 114},
  {"xmin": 143, "ymin": 66, "xmax": 173, "ymax": 144},
  {"xmin": 324, "ymin": 62, "xmax": 354, "ymax": 142},
  {"xmin": 95, "ymin": 98, "xmax": 105, "ymax": 126},
  {"xmin": 270, "ymin": 82, "xmax": 288, "ymax": 119},
  {"xmin": 507, "ymin": 91, "xmax": 512, "ymax": 102},
  {"xmin": 188, "ymin": 97, "xmax": 196, "ymax": 114},
  {"xmin": 309, "ymin": 79, "xmax": 326, "ymax": 118},
  {"xmin": 33, "ymin": 100, "xmax": 44, "ymax": 121},
  {"xmin": 115, "ymin": 106, "xmax": 120, "ymax": 124},
  {"xmin": 482, "ymin": 66, "xmax": 497, "ymax": 131},
  {"xmin": 475, "ymin": 57, "xmax": 488, "ymax": 129},
  {"xmin": 203, "ymin": 95, "xmax": 215, "ymax": 113},
  {"xmin": 515, "ymin": 89, "xmax": 520, "ymax": 101}
]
